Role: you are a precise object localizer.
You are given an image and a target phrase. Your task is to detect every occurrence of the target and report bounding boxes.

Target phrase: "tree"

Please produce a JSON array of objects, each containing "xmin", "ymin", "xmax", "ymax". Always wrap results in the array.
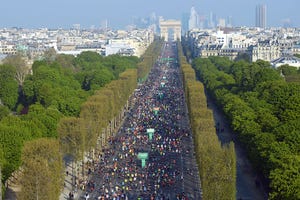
[
  {"xmin": 235, "ymin": 52, "xmax": 251, "ymax": 62},
  {"xmin": 190, "ymin": 54, "xmax": 300, "ymax": 199},
  {"xmin": 0, "ymin": 65, "xmax": 19, "ymax": 110},
  {"xmin": 57, "ymin": 117, "xmax": 85, "ymax": 184},
  {"xmin": 24, "ymin": 104, "xmax": 63, "ymax": 138},
  {"xmin": 0, "ymin": 105, "xmax": 10, "ymax": 120},
  {"xmin": 0, "ymin": 124, "xmax": 23, "ymax": 180},
  {"xmin": 229, "ymin": 60, "xmax": 248, "ymax": 87},
  {"xmin": 55, "ymin": 54, "xmax": 76, "ymax": 71},
  {"xmin": 80, "ymin": 101, "xmax": 104, "ymax": 150},
  {"xmin": 57, "ymin": 117, "xmax": 85, "ymax": 161},
  {"xmin": 18, "ymin": 138, "xmax": 63, "ymax": 200},
  {"xmin": 43, "ymin": 48, "xmax": 57, "ymax": 64},
  {"xmin": 269, "ymin": 154, "xmax": 300, "ymax": 200},
  {"xmin": 3, "ymin": 53, "xmax": 30, "ymax": 86},
  {"xmin": 0, "ymin": 164, "xmax": 2, "ymax": 199},
  {"xmin": 182, "ymin": 56, "xmax": 236, "ymax": 199},
  {"xmin": 0, "ymin": 43, "xmax": 146, "ymax": 193},
  {"xmin": 277, "ymin": 64, "xmax": 298, "ymax": 76}
]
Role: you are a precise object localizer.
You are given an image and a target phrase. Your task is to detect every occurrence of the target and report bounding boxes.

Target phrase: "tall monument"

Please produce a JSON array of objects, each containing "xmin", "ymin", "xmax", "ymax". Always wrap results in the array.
[{"xmin": 159, "ymin": 19, "xmax": 181, "ymax": 41}]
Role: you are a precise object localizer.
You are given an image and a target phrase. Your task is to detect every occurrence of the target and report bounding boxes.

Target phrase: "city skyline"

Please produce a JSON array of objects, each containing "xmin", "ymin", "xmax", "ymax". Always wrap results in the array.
[{"xmin": 0, "ymin": 0, "xmax": 299, "ymax": 29}]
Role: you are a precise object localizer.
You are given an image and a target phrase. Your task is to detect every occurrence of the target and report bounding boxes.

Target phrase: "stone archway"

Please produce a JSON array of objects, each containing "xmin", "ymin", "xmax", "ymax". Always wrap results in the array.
[{"xmin": 159, "ymin": 20, "xmax": 181, "ymax": 41}]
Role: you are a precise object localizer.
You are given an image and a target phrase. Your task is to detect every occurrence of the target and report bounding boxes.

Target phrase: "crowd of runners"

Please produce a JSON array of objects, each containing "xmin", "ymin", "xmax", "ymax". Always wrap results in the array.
[{"xmin": 72, "ymin": 42, "xmax": 201, "ymax": 200}]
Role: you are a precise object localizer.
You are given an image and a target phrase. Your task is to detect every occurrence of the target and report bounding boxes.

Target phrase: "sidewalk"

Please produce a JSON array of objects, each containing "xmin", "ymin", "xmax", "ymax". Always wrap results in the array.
[
  {"xmin": 59, "ymin": 108, "xmax": 130, "ymax": 200},
  {"xmin": 60, "ymin": 161, "xmax": 82, "ymax": 200}
]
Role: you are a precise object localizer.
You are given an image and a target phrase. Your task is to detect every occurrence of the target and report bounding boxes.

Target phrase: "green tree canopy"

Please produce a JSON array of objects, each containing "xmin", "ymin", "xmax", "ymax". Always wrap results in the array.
[
  {"xmin": 0, "ymin": 65, "xmax": 19, "ymax": 110},
  {"xmin": 18, "ymin": 138, "xmax": 63, "ymax": 200}
]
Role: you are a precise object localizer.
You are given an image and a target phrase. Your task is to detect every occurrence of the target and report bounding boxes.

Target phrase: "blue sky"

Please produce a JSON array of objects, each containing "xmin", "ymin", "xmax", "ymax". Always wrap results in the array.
[{"xmin": 0, "ymin": 0, "xmax": 298, "ymax": 28}]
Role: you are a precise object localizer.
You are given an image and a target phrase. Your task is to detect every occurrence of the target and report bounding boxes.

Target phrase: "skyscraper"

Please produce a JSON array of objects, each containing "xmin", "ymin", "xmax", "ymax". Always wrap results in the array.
[
  {"xmin": 208, "ymin": 12, "xmax": 217, "ymax": 28},
  {"xmin": 227, "ymin": 16, "xmax": 233, "ymax": 28},
  {"xmin": 256, "ymin": 4, "xmax": 267, "ymax": 28},
  {"xmin": 181, "ymin": 12, "xmax": 189, "ymax": 34},
  {"xmin": 189, "ymin": 7, "xmax": 198, "ymax": 30}
]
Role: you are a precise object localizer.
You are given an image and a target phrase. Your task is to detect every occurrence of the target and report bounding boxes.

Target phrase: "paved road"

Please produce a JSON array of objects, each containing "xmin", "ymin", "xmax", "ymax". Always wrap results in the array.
[{"xmin": 60, "ymin": 42, "xmax": 202, "ymax": 200}]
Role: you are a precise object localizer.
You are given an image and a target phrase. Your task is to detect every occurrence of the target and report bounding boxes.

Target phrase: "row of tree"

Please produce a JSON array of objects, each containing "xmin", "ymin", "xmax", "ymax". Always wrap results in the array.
[
  {"xmin": 0, "ymin": 165, "xmax": 2, "ymax": 199},
  {"xmin": 18, "ymin": 138, "xmax": 63, "ymax": 200},
  {"xmin": 15, "ymin": 70, "xmax": 138, "ymax": 199},
  {"xmin": 0, "ymin": 48, "xmax": 143, "ymax": 197},
  {"xmin": 137, "ymin": 37, "xmax": 163, "ymax": 83},
  {"xmin": 192, "ymin": 56, "xmax": 300, "ymax": 199},
  {"xmin": 57, "ymin": 68, "xmax": 137, "ymax": 170},
  {"xmin": 178, "ymin": 43, "xmax": 236, "ymax": 200}
]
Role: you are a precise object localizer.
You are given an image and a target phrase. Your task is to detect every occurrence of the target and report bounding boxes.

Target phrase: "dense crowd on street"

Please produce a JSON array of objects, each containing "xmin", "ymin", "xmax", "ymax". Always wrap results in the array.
[{"xmin": 71, "ymin": 42, "xmax": 199, "ymax": 200}]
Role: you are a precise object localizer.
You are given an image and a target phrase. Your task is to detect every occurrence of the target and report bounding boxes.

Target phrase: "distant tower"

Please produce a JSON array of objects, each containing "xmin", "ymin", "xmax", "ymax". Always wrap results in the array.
[
  {"xmin": 150, "ymin": 12, "xmax": 157, "ymax": 25},
  {"xmin": 181, "ymin": 12, "xmax": 189, "ymax": 34},
  {"xmin": 209, "ymin": 12, "xmax": 217, "ymax": 28},
  {"xmin": 189, "ymin": 7, "xmax": 198, "ymax": 30},
  {"xmin": 73, "ymin": 24, "xmax": 80, "ymax": 36},
  {"xmin": 198, "ymin": 15, "xmax": 206, "ymax": 29},
  {"xmin": 218, "ymin": 18, "xmax": 226, "ymax": 28},
  {"xmin": 73, "ymin": 24, "xmax": 80, "ymax": 30},
  {"xmin": 227, "ymin": 16, "xmax": 233, "ymax": 28},
  {"xmin": 256, "ymin": 4, "xmax": 267, "ymax": 28}
]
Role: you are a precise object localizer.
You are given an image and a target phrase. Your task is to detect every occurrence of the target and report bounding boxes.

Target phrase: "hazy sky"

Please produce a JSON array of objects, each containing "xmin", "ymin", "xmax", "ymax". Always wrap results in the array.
[{"xmin": 0, "ymin": 0, "xmax": 299, "ymax": 28}]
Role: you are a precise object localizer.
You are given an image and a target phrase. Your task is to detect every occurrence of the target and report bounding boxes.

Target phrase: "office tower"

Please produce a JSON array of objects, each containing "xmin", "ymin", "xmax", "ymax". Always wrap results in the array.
[
  {"xmin": 256, "ymin": 4, "xmax": 267, "ymax": 28},
  {"xmin": 189, "ymin": 6, "xmax": 198, "ymax": 30},
  {"xmin": 181, "ymin": 12, "xmax": 189, "ymax": 34},
  {"xmin": 227, "ymin": 16, "xmax": 233, "ymax": 28},
  {"xmin": 209, "ymin": 12, "xmax": 217, "ymax": 28},
  {"xmin": 150, "ymin": 12, "xmax": 157, "ymax": 25},
  {"xmin": 73, "ymin": 24, "xmax": 80, "ymax": 36},
  {"xmin": 73, "ymin": 24, "xmax": 80, "ymax": 30},
  {"xmin": 198, "ymin": 15, "xmax": 206, "ymax": 29},
  {"xmin": 218, "ymin": 18, "xmax": 226, "ymax": 28}
]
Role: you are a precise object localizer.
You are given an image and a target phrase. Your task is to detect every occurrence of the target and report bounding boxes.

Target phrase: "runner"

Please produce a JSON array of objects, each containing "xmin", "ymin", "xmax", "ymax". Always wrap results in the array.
[{"xmin": 79, "ymin": 42, "xmax": 201, "ymax": 200}]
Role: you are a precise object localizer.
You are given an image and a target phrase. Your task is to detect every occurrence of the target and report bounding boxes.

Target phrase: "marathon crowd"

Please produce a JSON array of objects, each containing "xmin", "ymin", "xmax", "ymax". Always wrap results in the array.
[{"xmin": 73, "ymin": 42, "xmax": 199, "ymax": 200}]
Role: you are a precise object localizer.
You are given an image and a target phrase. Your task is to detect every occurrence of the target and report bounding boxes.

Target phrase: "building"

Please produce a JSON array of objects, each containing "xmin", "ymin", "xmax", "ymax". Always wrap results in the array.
[
  {"xmin": 105, "ymin": 43, "xmax": 134, "ymax": 56},
  {"xmin": 250, "ymin": 43, "xmax": 281, "ymax": 62},
  {"xmin": 208, "ymin": 12, "xmax": 217, "ymax": 28},
  {"xmin": 256, "ymin": 4, "xmax": 267, "ymax": 29},
  {"xmin": 0, "ymin": 42, "xmax": 17, "ymax": 55},
  {"xmin": 271, "ymin": 56, "xmax": 300, "ymax": 68},
  {"xmin": 189, "ymin": 7, "xmax": 198, "ymax": 30},
  {"xmin": 199, "ymin": 44, "xmax": 239, "ymax": 60},
  {"xmin": 187, "ymin": 26, "xmax": 300, "ymax": 63},
  {"xmin": 227, "ymin": 16, "xmax": 233, "ymax": 28},
  {"xmin": 181, "ymin": 13, "xmax": 190, "ymax": 34},
  {"xmin": 212, "ymin": 30, "xmax": 231, "ymax": 47},
  {"xmin": 218, "ymin": 18, "xmax": 226, "ymax": 28}
]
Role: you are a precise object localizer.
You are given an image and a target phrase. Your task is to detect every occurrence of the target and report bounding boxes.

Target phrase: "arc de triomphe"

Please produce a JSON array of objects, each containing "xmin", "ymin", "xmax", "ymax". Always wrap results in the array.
[{"xmin": 159, "ymin": 20, "xmax": 181, "ymax": 41}]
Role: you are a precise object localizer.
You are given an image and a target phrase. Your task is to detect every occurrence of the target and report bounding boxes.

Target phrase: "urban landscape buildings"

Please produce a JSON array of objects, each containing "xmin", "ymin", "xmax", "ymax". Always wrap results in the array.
[
  {"xmin": 0, "ymin": 27, "xmax": 155, "ymax": 64},
  {"xmin": 184, "ymin": 4, "xmax": 300, "ymax": 68},
  {"xmin": 1, "ymin": 5, "xmax": 300, "ymax": 69},
  {"xmin": 186, "ymin": 27, "xmax": 300, "ymax": 68}
]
